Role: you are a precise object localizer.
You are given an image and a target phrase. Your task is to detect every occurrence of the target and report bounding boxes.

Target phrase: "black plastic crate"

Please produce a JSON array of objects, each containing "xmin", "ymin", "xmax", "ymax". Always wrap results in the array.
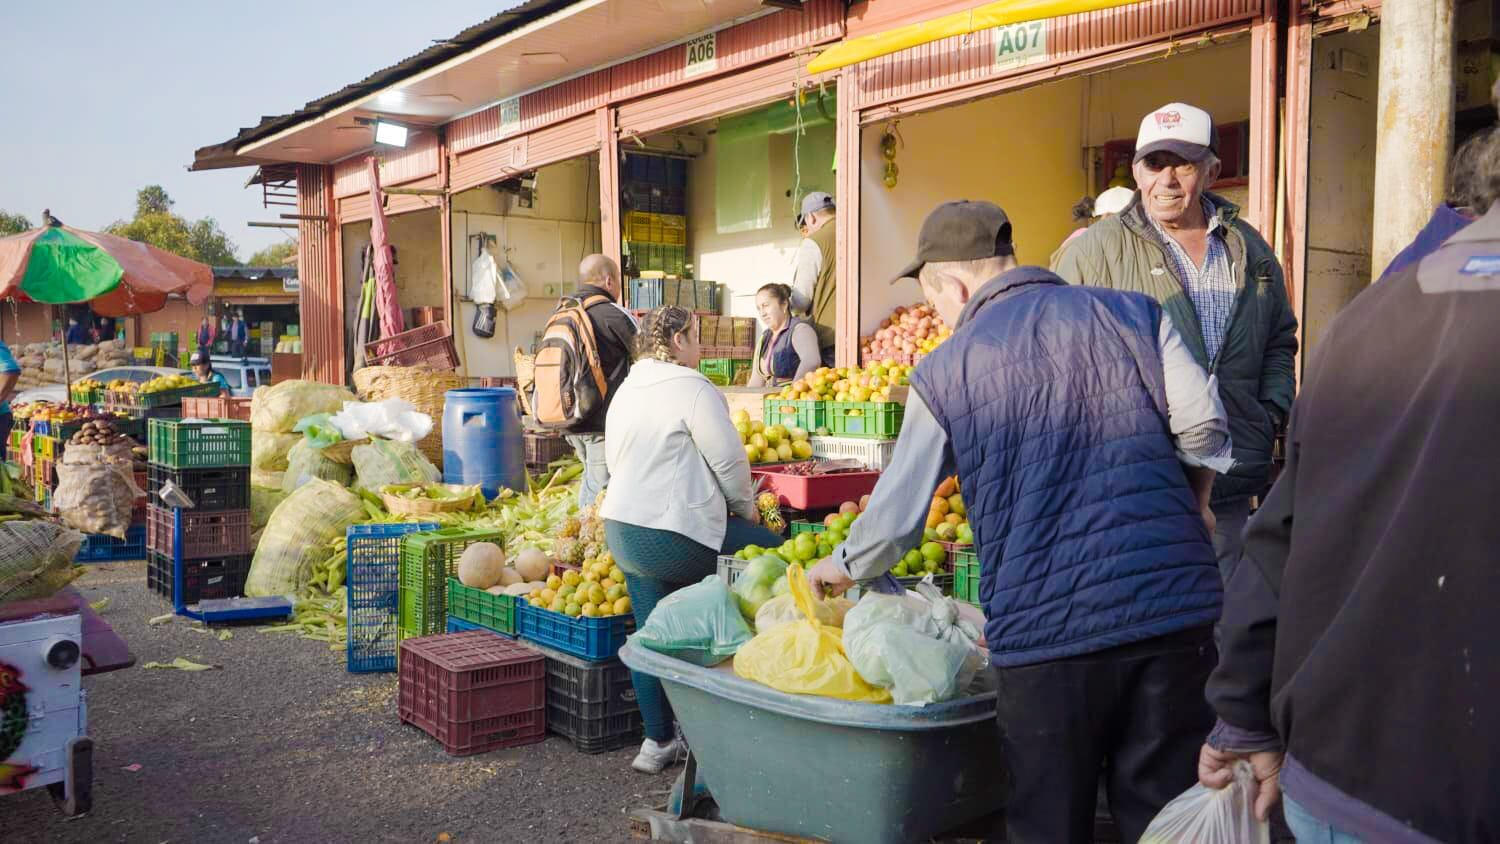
[
  {"xmin": 147, "ymin": 551, "xmax": 251, "ymax": 605},
  {"xmin": 545, "ymin": 705, "xmax": 643, "ymax": 754},
  {"xmin": 147, "ymin": 464, "xmax": 251, "ymax": 511},
  {"xmin": 528, "ymin": 641, "xmax": 638, "ymax": 718}
]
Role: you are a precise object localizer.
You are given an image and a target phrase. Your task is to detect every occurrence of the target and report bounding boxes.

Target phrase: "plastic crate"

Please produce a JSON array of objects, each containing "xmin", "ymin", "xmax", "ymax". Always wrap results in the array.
[
  {"xmin": 523, "ymin": 432, "xmax": 572, "ymax": 467},
  {"xmin": 514, "ymin": 602, "xmax": 633, "ymax": 662},
  {"xmin": 397, "ymin": 631, "xmax": 546, "ymax": 756},
  {"xmin": 399, "ymin": 528, "xmax": 506, "ymax": 640},
  {"xmin": 180, "ymin": 395, "xmax": 252, "ymax": 421},
  {"xmin": 347, "ymin": 522, "xmax": 441, "ymax": 673},
  {"xmin": 827, "ymin": 401, "xmax": 905, "ymax": 439},
  {"xmin": 788, "ymin": 520, "xmax": 827, "ymax": 537},
  {"xmin": 146, "ymin": 464, "xmax": 251, "ymax": 511},
  {"xmin": 147, "ymin": 418, "xmax": 251, "ymax": 469},
  {"xmin": 447, "ymin": 616, "xmax": 515, "ymax": 636},
  {"xmin": 146, "ymin": 505, "xmax": 252, "ymax": 559},
  {"xmin": 547, "ymin": 705, "xmax": 643, "ymax": 754},
  {"xmin": 751, "ymin": 466, "xmax": 881, "ymax": 512},
  {"xmin": 524, "ymin": 637, "xmax": 646, "ymax": 752},
  {"xmin": 809, "ymin": 436, "xmax": 898, "ymax": 472},
  {"xmin": 447, "ymin": 577, "xmax": 517, "ymax": 635},
  {"xmin": 104, "ymin": 381, "xmax": 218, "ymax": 412},
  {"xmin": 32, "ymin": 434, "xmax": 59, "ymax": 460},
  {"xmin": 364, "ymin": 321, "xmax": 459, "ymax": 370},
  {"xmin": 715, "ymin": 555, "xmax": 748, "ymax": 590},
  {"xmin": 146, "ymin": 551, "xmax": 251, "ymax": 605},
  {"xmin": 951, "ymin": 549, "xmax": 981, "ymax": 606},
  {"xmin": 763, "ymin": 398, "xmax": 826, "ymax": 433},
  {"xmin": 75, "ymin": 524, "xmax": 147, "ymax": 563},
  {"xmin": 69, "ymin": 387, "xmax": 100, "ymax": 406}
]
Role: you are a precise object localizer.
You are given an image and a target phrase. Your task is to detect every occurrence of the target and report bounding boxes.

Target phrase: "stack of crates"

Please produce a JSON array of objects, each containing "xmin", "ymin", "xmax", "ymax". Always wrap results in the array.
[
  {"xmin": 621, "ymin": 152, "xmax": 689, "ymax": 277},
  {"xmin": 144, "ymin": 418, "xmax": 253, "ymax": 605},
  {"xmin": 398, "ymin": 528, "xmax": 506, "ymax": 640}
]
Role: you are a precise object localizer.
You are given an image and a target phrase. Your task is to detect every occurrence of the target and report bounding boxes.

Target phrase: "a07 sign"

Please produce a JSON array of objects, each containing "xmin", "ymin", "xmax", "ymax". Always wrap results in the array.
[{"xmin": 993, "ymin": 20, "xmax": 1047, "ymax": 70}]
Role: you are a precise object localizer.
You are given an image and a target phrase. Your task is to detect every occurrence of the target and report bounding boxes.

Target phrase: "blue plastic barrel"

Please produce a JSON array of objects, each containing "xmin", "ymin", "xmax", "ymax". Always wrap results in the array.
[{"xmin": 442, "ymin": 387, "xmax": 525, "ymax": 499}]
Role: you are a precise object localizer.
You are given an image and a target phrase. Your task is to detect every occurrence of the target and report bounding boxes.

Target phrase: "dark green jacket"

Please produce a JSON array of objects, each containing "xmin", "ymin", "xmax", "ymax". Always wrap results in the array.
[{"xmin": 1053, "ymin": 192, "xmax": 1298, "ymax": 503}]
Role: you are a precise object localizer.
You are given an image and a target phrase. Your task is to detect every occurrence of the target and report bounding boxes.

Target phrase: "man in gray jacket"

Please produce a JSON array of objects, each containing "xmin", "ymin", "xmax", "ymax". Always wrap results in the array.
[{"xmin": 1054, "ymin": 102, "xmax": 1298, "ymax": 577}]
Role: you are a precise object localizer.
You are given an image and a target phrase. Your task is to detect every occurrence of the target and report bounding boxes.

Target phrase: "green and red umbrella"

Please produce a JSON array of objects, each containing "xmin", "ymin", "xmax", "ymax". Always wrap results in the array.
[{"xmin": 0, "ymin": 213, "xmax": 213, "ymax": 316}]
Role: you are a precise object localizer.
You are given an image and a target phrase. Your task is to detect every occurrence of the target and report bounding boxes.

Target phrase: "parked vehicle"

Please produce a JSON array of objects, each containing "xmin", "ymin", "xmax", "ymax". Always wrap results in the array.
[
  {"xmin": 209, "ymin": 356, "xmax": 271, "ymax": 398},
  {"xmin": 14, "ymin": 366, "xmax": 187, "ymax": 405}
]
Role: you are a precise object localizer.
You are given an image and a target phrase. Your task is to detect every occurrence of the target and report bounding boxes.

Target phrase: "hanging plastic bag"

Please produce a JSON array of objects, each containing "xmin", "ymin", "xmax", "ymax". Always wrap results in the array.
[
  {"xmin": 497, "ymin": 260, "xmax": 528, "ymax": 310},
  {"xmin": 629, "ymin": 575, "xmax": 753, "ymax": 667},
  {"xmin": 733, "ymin": 565, "xmax": 892, "ymax": 703},
  {"xmin": 754, "ymin": 591, "xmax": 853, "ymax": 633},
  {"xmin": 472, "ymin": 303, "xmax": 497, "ymax": 339},
  {"xmin": 282, "ymin": 438, "xmax": 352, "ymax": 493},
  {"xmin": 351, "ymin": 438, "xmax": 440, "ymax": 491},
  {"xmin": 842, "ymin": 578, "xmax": 988, "ymax": 706},
  {"xmin": 246, "ymin": 478, "xmax": 364, "ymax": 597},
  {"xmin": 470, "ymin": 248, "xmax": 500, "ymax": 305},
  {"xmin": 1140, "ymin": 761, "xmax": 1271, "ymax": 844}
]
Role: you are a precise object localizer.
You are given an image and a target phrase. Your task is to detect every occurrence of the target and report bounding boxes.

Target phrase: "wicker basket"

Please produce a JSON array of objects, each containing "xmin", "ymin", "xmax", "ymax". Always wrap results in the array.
[
  {"xmin": 322, "ymin": 437, "xmax": 368, "ymax": 465},
  {"xmin": 512, "ymin": 347, "xmax": 535, "ymax": 417},
  {"xmin": 379, "ymin": 483, "xmax": 483, "ymax": 515},
  {"xmin": 352, "ymin": 366, "xmax": 465, "ymax": 470}
]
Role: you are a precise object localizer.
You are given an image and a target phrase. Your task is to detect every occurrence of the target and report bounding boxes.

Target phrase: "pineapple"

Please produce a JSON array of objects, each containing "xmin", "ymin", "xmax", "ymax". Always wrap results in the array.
[
  {"xmin": 757, "ymin": 492, "xmax": 786, "ymax": 535},
  {"xmin": 559, "ymin": 517, "xmax": 581, "ymax": 539}
]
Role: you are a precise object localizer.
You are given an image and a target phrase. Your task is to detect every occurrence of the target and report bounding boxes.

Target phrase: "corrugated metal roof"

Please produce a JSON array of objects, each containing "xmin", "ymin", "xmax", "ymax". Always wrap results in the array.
[
  {"xmin": 213, "ymin": 267, "xmax": 298, "ymax": 280},
  {"xmin": 190, "ymin": 0, "xmax": 578, "ymax": 171}
]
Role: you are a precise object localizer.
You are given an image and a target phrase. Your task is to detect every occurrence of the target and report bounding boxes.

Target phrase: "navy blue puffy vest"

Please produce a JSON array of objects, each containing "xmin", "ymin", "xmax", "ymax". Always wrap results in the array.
[{"xmin": 912, "ymin": 269, "xmax": 1221, "ymax": 667}]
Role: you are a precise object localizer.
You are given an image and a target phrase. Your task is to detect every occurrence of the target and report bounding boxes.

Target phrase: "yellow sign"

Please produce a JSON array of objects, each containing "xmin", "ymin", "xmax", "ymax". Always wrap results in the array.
[{"xmin": 214, "ymin": 279, "xmax": 288, "ymax": 297}]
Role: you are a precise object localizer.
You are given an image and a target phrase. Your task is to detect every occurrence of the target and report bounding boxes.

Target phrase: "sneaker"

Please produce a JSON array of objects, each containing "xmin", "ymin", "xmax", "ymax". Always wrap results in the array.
[{"xmin": 631, "ymin": 738, "xmax": 683, "ymax": 774}]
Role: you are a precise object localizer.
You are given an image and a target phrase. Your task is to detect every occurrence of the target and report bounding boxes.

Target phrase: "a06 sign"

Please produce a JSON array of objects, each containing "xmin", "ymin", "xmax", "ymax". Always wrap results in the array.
[{"xmin": 685, "ymin": 32, "xmax": 718, "ymax": 77}]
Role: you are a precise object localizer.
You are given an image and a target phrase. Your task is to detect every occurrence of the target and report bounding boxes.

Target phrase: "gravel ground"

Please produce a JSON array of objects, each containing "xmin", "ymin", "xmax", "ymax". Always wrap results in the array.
[{"xmin": 12, "ymin": 562, "xmax": 671, "ymax": 843}]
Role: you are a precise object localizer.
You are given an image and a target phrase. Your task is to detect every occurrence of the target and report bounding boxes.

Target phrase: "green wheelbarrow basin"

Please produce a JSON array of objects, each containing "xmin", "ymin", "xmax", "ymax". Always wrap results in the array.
[{"xmin": 620, "ymin": 640, "xmax": 1004, "ymax": 843}]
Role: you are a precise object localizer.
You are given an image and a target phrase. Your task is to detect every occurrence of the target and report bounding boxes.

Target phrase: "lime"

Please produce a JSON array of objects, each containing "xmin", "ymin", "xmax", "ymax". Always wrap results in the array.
[{"xmin": 921, "ymin": 542, "xmax": 946, "ymax": 564}]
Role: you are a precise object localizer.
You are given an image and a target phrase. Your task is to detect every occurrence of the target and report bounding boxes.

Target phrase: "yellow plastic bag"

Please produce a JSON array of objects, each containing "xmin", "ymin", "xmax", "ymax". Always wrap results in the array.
[{"xmin": 733, "ymin": 565, "xmax": 892, "ymax": 704}]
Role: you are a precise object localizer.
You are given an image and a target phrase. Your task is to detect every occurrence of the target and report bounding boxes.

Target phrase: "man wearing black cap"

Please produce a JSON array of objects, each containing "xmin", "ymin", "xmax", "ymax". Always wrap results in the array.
[
  {"xmin": 1054, "ymin": 102, "xmax": 1297, "ymax": 584},
  {"xmin": 810, "ymin": 200, "xmax": 1234, "ymax": 843},
  {"xmin": 790, "ymin": 191, "xmax": 837, "ymax": 363}
]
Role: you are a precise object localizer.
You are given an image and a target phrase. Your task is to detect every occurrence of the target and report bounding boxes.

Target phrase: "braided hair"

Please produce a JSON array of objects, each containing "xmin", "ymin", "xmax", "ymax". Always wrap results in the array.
[{"xmin": 635, "ymin": 305, "xmax": 693, "ymax": 363}]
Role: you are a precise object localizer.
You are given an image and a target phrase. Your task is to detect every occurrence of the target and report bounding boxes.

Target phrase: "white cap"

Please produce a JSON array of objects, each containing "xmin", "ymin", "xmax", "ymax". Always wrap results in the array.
[
  {"xmin": 1134, "ymin": 103, "xmax": 1217, "ymax": 163},
  {"xmin": 1093, "ymin": 186, "xmax": 1135, "ymax": 217}
]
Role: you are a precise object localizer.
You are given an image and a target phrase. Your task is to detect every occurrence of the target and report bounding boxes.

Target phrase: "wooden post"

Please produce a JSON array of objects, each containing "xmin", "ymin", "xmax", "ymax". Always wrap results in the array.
[
  {"xmin": 1371, "ymin": 0, "xmax": 1456, "ymax": 278},
  {"xmin": 834, "ymin": 69, "xmax": 861, "ymax": 368},
  {"xmin": 598, "ymin": 106, "xmax": 623, "ymax": 291}
]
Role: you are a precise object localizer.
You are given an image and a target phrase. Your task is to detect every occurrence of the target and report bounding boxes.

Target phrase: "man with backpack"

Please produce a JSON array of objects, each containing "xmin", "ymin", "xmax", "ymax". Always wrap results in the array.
[{"xmin": 533, "ymin": 254, "xmax": 637, "ymax": 508}]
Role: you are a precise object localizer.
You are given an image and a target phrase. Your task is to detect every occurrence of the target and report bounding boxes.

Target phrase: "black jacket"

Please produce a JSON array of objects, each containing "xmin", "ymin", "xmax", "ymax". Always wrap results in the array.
[
  {"xmin": 1207, "ymin": 217, "xmax": 1500, "ymax": 842},
  {"xmin": 571, "ymin": 283, "xmax": 636, "ymax": 433}
]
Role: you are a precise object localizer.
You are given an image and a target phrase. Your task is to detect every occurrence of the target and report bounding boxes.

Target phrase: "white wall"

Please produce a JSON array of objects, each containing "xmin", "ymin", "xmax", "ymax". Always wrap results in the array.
[{"xmin": 449, "ymin": 156, "xmax": 603, "ymax": 376}]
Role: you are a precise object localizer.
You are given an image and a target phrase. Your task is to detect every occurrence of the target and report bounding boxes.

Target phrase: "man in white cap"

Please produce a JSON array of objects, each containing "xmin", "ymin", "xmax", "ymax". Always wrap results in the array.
[
  {"xmin": 789, "ymin": 191, "xmax": 837, "ymax": 364},
  {"xmin": 1054, "ymin": 102, "xmax": 1298, "ymax": 581}
]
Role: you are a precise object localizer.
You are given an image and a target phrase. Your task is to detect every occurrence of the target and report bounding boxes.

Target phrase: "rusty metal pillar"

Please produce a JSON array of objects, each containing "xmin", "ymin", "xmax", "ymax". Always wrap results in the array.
[{"xmin": 1371, "ymin": 0, "xmax": 1456, "ymax": 279}]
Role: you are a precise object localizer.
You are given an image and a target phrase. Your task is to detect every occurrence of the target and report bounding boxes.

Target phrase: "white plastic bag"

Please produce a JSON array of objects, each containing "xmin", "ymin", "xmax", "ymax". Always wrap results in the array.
[
  {"xmin": 497, "ymin": 260, "xmax": 527, "ymax": 310},
  {"xmin": 1140, "ymin": 761, "xmax": 1270, "ymax": 844},
  {"xmin": 328, "ymin": 399, "xmax": 432, "ymax": 443},
  {"xmin": 470, "ymin": 250, "xmax": 500, "ymax": 305},
  {"xmin": 841, "ymin": 578, "xmax": 988, "ymax": 706}
]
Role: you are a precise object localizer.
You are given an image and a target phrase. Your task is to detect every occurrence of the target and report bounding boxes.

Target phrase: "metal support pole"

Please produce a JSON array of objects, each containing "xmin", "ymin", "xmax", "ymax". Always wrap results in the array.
[{"xmin": 1371, "ymin": 0, "xmax": 1456, "ymax": 279}]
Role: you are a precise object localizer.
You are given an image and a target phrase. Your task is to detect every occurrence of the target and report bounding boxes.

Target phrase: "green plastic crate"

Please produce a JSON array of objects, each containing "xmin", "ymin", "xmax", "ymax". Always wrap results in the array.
[
  {"xmin": 446, "ymin": 576, "xmax": 517, "ymax": 635},
  {"xmin": 788, "ymin": 520, "xmax": 826, "ymax": 537},
  {"xmin": 827, "ymin": 401, "xmax": 904, "ymax": 439},
  {"xmin": 147, "ymin": 418, "xmax": 251, "ymax": 468},
  {"xmin": 762, "ymin": 397, "xmax": 826, "ymax": 433},
  {"xmin": 399, "ymin": 528, "xmax": 505, "ymax": 639},
  {"xmin": 951, "ymin": 548, "xmax": 980, "ymax": 607}
]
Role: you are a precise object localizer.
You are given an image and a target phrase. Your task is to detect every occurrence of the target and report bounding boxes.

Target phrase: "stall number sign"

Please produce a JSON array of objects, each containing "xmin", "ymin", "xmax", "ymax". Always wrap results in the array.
[
  {"xmin": 499, "ymin": 98, "xmax": 522, "ymax": 135},
  {"xmin": 685, "ymin": 32, "xmax": 718, "ymax": 77},
  {"xmin": 994, "ymin": 20, "xmax": 1047, "ymax": 70}
]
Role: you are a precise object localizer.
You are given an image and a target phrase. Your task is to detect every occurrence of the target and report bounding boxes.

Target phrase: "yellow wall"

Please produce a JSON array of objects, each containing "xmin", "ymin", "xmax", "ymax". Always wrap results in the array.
[{"xmin": 858, "ymin": 40, "xmax": 1251, "ymax": 336}]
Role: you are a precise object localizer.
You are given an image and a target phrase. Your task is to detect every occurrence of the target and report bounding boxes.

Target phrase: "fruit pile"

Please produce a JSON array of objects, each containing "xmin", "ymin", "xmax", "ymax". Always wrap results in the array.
[
  {"xmin": 140, "ymin": 374, "xmax": 201, "ymax": 394},
  {"xmin": 532, "ymin": 496, "xmax": 632, "ymax": 617},
  {"xmin": 732, "ymin": 409, "xmax": 813, "ymax": 465},
  {"xmin": 26, "ymin": 404, "xmax": 87, "ymax": 425},
  {"xmin": 924, "ymin": 476, "xmax": 972, "ymax": 546},
  {"xmin": 860, "ymin": 303, "xmax": 951, "ymax": 366},
  {"xmin": 72, "ymin": 378, "xmax": 103, "ymax": 392},
  {"xmin": 767, "ymin": 363, "xmax": 912, "ymax": 405}
]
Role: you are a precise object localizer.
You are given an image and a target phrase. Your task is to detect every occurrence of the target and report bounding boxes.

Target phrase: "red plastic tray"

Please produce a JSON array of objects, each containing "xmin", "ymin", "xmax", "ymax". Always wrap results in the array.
[
  {"xmin": 751, "ymin": 466, "xmax": 882, "ymax": 511},
  {"xmin": 398, "ymin": 631, "xmax": 547, "ymax": 756}
]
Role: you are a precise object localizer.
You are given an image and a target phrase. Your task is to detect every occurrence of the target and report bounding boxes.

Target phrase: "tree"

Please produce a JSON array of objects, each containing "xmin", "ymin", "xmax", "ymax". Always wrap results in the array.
[
  {"xmin": 107, "ymin": 186, "xmax": 240, "ymax": 265},
  {"xmin": 0, "ymin": 211, "xmax": 31, "ymax": 236},
  {"xmin": 247, "ymin": 239, "xmax": 298, "ymax": 267}
]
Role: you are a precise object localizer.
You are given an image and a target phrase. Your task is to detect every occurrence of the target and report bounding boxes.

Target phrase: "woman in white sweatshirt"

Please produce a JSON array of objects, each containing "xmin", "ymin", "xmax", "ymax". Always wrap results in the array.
[{"xmin": 601, "ymin": 306, "xmax": 783, "ymax": 774}]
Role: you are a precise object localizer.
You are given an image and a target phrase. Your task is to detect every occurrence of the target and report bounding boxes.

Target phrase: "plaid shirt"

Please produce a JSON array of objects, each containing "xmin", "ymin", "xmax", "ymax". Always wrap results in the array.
[{"xmin": 1148, "ymin": 200, "xmax": 1236, "ymax": 364}]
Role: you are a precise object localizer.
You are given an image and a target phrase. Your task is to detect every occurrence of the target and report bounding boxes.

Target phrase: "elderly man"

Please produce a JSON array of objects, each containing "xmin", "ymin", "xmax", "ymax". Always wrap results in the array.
[
  {"xmin": 1054, "ymin": 103, "xmax": 1298, "ymax": 581},
  {"xmin": 789, "ymin": 191, "xmax": 837, "ymax": 364},
  {"xmin": 810, "ymin": 200, "xmax": 1232, "ymax": 843},
  {"xmin": 562, "ymin": 254, "xmax": 637, "ymax": 508},
  {"xmin": 1197, "ymin": 126, "xmax": 1500, "ymax": 844}
]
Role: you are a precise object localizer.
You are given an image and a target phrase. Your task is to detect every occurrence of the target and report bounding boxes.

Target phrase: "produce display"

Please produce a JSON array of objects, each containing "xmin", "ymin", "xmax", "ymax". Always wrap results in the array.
[
  {"xmin": 925, "ymin": 476, "xmax": 972, "ymax": 546},
  {"xmin": 524, "ymin": 502, "xmax": 632, "ymax": 618},
  {"xmin": 72, "ymin": 378, "xmax": 103, "ymax": 392},
  {"xmin": 108, "ymin": 373, "xmax": 200, "ymax": 395},
  {"xmin": 732, "ymin": 409, "xmax": 813, "ymax": 465},
  {"xmin": 25, "ymin": 403, "xmax": 88, "ymax": 426},
  {"xmin": 766, "ymin": 363, "xmax": 911, "ymax": 404},
  {"xmin": 860, "ymin": 303, "xmax": 951, "ymax": 366}
]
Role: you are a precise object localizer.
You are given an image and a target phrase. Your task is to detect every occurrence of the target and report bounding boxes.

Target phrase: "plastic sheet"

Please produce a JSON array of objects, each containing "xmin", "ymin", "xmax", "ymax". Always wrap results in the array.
[{"xmin": 629, "ymin": 575, "xmax": 754, "ymax": 667}]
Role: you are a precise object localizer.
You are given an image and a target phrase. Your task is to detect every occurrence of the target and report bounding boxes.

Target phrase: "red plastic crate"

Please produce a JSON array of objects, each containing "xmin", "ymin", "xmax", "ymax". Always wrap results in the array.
[
  {"xmin": 398, "ymin": 631, "xmax": 546, "ymax": 756},
  {"xmin": 181, "ymin": 396, "xmax": 252, "ymax": 421},
  {"xmin": 364, "ymin": 322, "xmax": 459, "ymax": 370},
  {"xmin": 750, "ymin": 465, "xmax": 882, "ymax": 511},
  {"xmin": 524, "ymin": 431, "xmax": 572, "ymax": 467},
  {"xmin": 145, "ymin": 505, "xmax": 252, "ymax": 559}
]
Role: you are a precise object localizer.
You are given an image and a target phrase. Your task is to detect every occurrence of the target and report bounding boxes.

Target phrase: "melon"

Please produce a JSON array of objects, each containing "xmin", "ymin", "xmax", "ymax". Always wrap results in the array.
[
  {"xmin": 458, "ymin": 542, "xmax": 506, "ymax": 589},
  {"xmin": 513, "ymin": 547, "xmax": 550, "ymax": 582}
]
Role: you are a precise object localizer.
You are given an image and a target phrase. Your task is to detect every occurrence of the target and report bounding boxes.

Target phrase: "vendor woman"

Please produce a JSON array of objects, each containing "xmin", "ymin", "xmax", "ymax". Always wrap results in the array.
[
  {"xmin": 189, "ymin": 350, "xmax": 230, "ymax": 395},
  {"xmin": 746, "ymin": 283, "xmax": 821, "ymax": 388}
]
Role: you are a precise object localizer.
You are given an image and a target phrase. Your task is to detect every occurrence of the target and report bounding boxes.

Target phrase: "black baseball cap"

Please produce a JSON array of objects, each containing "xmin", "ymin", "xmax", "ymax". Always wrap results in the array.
[{"xmin": 893, "ymin": 200, "xmax": 1013, "ymax": 282}]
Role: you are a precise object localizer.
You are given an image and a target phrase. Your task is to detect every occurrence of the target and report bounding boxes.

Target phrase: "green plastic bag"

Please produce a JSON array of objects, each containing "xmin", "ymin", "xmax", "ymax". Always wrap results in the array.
[
  {"xmin": 629, "ymin": 575, "xmax": 753, "ymax": 667},
  {"xmin": 293, "ymin": 412, "xmax": 343, "ymax": 450}
]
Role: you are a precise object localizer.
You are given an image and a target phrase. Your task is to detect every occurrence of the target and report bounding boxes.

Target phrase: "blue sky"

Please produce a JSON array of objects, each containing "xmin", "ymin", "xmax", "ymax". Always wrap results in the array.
[{"xmin": 0, "ymin": 1, "xmax": 510, "ymax": 260}]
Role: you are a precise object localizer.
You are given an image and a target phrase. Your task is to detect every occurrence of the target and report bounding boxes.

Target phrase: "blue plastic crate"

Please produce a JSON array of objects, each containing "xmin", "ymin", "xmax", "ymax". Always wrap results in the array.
[
  {"xmin": 446, "ymin": 615, "xmax": 515, "ymax": 636},
  {"xmin": 514, "ymin": 602, "xmax": 633, "ymax": 662},
  {"xmin": 75, "ymin": 524, "xmax": 147, "ymax": 563},
  {"xmin": 346, "ymin": 522, "xmax": 439, "ymax": 673}
]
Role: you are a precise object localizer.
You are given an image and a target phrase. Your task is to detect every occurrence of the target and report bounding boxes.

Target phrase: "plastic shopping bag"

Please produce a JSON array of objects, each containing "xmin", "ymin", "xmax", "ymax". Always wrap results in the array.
[
  {"xmin": 629, "ymin": 575, "xmax": 753, "ymax": 667},
  {"xmin": 842, "ymin": 579, "xmax": 988, "ymax": 706},
  {"xmin": 733, "ymin": 565, "xmax": 892, "ymax": 704},
  {"xmin": 754, "ymin": 591, "xmax": 852, "ymax": 633},
  {"xmin": 1140, "ymin": 761, "xmax": 1270, "ymax": 844}
]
